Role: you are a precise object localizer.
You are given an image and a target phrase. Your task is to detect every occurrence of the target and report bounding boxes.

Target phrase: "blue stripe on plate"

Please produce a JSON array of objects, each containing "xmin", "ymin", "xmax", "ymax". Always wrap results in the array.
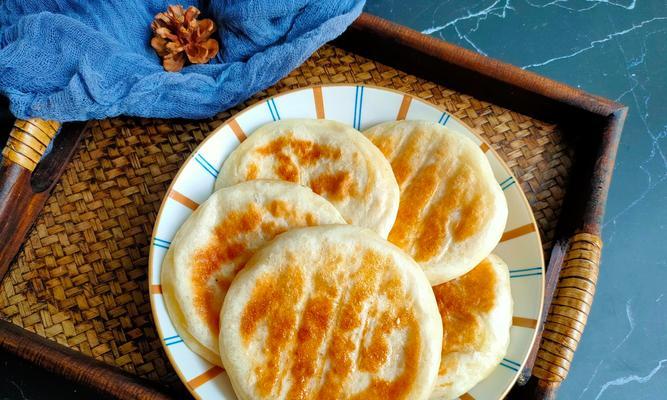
[
  {"xmin": 499, "ymin": 361, "xmax": 519, "ymax": 372},
  {"xmin": 266, "ymin": 98, "xmax": 281, "ymax": 121},
  {"xmin": 499, "ymin": 176, "xmax": 516, "ymax": 191},
  {"xmin": 153, "ymin": 240, "xmax": 170, "ymax": 250},
  {"xmin": 164, "ymin": 334, "xmax": 183, "ymax": 346},
  {"xmin": 353, "ymin": 86, "xmax": 359, "ymax": 129},
  {"xmin": 438, "ymin": 112, "xmax": 450, "ymax": 126},
  {"xmin": 353, "ymin": 86, "xmax": 364, "ymax": 130},
  {"xmin": 502, "ymin": 179, "xmax": 516, "ymax": 191},
  {"xmin": 503, "ymin": 358, "xmax": 521, "ymax": 367},
  {"xmin": 499, "ymin": 176, "xmax": 512, "ymax": 186},
  {"xmin": 197, "ymin": 153, "xmax": 218, "ymax": 173},
  {"xmin": 267, "ymin": 99, "xmax": 276, "ymax": 121},
  {"xmin": 358, "ymin": 86, "xmax": 364, "ymax": 129},
  {"xmin": 271, "ymin": 99, "xmax": 281, "ymax": 120},
  {"xmin": 194, "ymin": 154, "xmax": 218, "ymax": 178},
  {"xmin": 510, "ymin": 272, "xmax": 543, "ymax": 278},
  {"xmin": 510, "ymin": 267, "xmax": 542, "ymax": 274},
  {"xmin": 154, "ymin": 238, "xmax": 171, "ymax": 245}
]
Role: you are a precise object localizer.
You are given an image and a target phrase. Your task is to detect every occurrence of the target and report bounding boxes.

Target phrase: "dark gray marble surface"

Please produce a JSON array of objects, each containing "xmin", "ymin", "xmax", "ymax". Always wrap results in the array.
[
  {"xmin": 1, "ymin": 2, "xmax": 666, "ymax": 399},
  {"xmin": 365, "ymin": 1, "xmax": 667, "ymax": 399}
]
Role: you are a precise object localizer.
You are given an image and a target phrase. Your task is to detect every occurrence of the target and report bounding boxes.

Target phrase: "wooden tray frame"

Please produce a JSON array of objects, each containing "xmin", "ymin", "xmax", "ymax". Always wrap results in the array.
[{"xmin": 0, "ymin": 13, "xmax": 625, "ymax": 400}]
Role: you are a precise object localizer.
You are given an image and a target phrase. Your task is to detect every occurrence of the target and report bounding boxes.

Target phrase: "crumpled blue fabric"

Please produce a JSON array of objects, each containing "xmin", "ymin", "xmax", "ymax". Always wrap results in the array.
[{"xmin": 0, "ymin": 0, "xmax": 364, "ymax": 121}]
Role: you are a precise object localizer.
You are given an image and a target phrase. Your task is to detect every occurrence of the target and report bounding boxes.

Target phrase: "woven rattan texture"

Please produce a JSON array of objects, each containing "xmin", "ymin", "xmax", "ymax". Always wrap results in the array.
[{"xmin": 0, "ymin": 45, "xmax": 573, "ymax": 383}]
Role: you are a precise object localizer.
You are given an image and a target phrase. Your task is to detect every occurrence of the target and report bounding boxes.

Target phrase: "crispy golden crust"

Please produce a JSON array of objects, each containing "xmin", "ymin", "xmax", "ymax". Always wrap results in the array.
[
  {"xmin": 430, "ymin": 255, "xmax": 513, "ymax": 399},
  {"xmin": 161, "ymin": 180, "xmax": 345, "ymax": 363},
  {"xmin": 215, "ymin": 119, "xmax": 400, "ymax": 237},
  {"xmin": 219, "ymin": 225, "xmax": 443, "ymax": 400},
  {"xmin": 364, "ymin": 121, "xmax": 508, "ymax": 284}
]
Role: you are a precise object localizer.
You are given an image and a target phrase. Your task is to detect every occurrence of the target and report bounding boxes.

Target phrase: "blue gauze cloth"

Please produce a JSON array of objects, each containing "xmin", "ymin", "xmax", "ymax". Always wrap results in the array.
[{"xmin": 0, "ymin": 0, "xmax": 364, "ymax": 121}]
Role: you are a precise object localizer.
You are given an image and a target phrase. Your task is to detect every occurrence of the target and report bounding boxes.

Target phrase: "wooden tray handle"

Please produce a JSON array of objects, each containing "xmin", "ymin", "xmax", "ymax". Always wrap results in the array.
[
  {"xmin": 0, "ymin": 118, "xmax": 62, "ymax": 280},
  {"xmin": 2, "ymin": 119, "xmax": 60, "ymax": 171},
  {"xmin": 520, "ymin": 232, "xmax": 602, "ymax": 399},
  {"xmin": 0, "ymin": 319, "xmax": 175, "ymax": 399}
]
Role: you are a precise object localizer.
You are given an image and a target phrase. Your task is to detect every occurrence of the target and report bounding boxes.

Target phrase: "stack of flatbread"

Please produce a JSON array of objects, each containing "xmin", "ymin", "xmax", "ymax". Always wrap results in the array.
[{"xmin": 161, "ymin": 118, "xmax": 513, "ymax": 400}]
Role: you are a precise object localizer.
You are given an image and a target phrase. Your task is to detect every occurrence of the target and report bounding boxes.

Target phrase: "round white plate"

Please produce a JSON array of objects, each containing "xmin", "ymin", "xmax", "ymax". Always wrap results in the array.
[{"xmin": 149, "ymin": 84, "xmax": 545, "ymax": 400}]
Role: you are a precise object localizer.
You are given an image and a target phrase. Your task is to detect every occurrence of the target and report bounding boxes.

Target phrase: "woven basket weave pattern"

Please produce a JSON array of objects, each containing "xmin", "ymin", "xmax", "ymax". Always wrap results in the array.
[{"xmin": 0, "ymin": 45, "xmax": 572, "ymax": 382}]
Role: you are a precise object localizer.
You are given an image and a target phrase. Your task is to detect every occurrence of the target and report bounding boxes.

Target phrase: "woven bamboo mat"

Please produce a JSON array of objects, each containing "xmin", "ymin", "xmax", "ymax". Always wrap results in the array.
[{"xmin": 0, "ymin": 45, "xmax": 572, "ymax": 384}]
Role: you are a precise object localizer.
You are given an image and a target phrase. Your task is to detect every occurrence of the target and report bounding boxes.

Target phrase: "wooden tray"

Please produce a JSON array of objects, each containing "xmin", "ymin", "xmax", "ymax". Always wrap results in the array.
[{"xmin": 0, "ymin": 13, "xmax": 625, "ymax": 400}]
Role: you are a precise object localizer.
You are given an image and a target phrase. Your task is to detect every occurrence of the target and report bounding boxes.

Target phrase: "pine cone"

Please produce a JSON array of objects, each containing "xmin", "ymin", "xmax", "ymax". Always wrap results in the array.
[{"xmin": 150, "ymin": 5, "xmax": 220, "ymax": 72}]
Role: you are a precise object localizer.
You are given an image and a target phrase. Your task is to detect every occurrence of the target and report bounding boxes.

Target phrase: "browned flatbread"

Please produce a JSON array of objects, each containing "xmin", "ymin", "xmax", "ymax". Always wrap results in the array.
[
  {"xmin": 431, "ymin": 255, "xmax": 512, "ymax": 399},
  {"xmin": 215, "ymin": 119, "xmax": 400, "ymax": 237},
  {"xmin": 364, "ymin": 121, "xmax": 508, "ymax": 284},
  {"xmin": 161, "ymin": 180, "xmax": 345, "ymax": 365},
  {"xmin": 219, "ymin": 225, "xmax": 443, "ymax": 400}
]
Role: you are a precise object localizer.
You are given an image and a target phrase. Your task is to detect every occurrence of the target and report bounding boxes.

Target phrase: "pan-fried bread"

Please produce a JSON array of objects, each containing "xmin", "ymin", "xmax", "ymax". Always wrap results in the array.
[
  {"xmin": 161, "ymin": 247, "xmax": 220, "ymax": 365},
  {"xmin": 161, "ymin": 180, "xmax": 345, "ymax": 365},
  {"xmin": 431, "ymin": 255, "xmax": 513, "ymax": 399},
  {"xmin": 215, "ymin": 119, "xmax": 400, "ymax": 237},
  {"xmin": 363, "ymin": 120, "xmax": 508, "ymax": 284},
  {"xmin": 219, "ymin": 225, "xmax": 443, "ymax": 400}
]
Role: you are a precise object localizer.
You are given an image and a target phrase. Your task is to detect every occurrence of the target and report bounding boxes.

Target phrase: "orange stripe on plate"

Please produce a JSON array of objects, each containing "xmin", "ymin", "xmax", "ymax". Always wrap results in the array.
[
  {"xmin": 228, "ymin": 119, "xmax": 246, "ymax": 142},
  {"xmin": 188, "ymin": 366, "xmax": 224, "ymax": 389},
  {"xmin": 169, "ymin": 190, "xmax": 199, "ymax": 211},
  {"xmin": 500, "ymin": 223, "xmax": 536, "ymax": 242},
  {"xmin": 460, "ymin": 393, "xmax": 476, "ymax": 400},
  {"xmin": 150, "ymin": 285, "xmax": 162, "ymax": 294},
  {"xmin": 513, "ymin": 316, "xmax": 538, "ymax": 329},
  {"xmin": 480, "ymin": 142, "xmax": 490, "ymax": 152},
  {"xmin": 313, "ymin": 87, "xmax": 325, "ymax": 119},
  {"xmin": 396, "ymin": 95, "xmax": 412, "ymax": 120}
]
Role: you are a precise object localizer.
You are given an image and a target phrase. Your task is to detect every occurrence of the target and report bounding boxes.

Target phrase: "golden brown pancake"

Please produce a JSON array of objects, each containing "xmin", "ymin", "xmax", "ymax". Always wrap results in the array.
[
  {"xmin": 215, "ymin": 119, "xmax": 400, "ymax": 237},
  {"xmin": 161, "ymin": 180, "xmax": 345, "ymax": 365},
  {"xmin": 219, "ymin": 225, "xmax": 443, "ymax": 400},
  {"xmin": 363, "ymin": 121, "xmax": 508, "ymax": 284},
  {"xmin": 431, "ymin": 254, "xmax": 512, "ymax": 399}
]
